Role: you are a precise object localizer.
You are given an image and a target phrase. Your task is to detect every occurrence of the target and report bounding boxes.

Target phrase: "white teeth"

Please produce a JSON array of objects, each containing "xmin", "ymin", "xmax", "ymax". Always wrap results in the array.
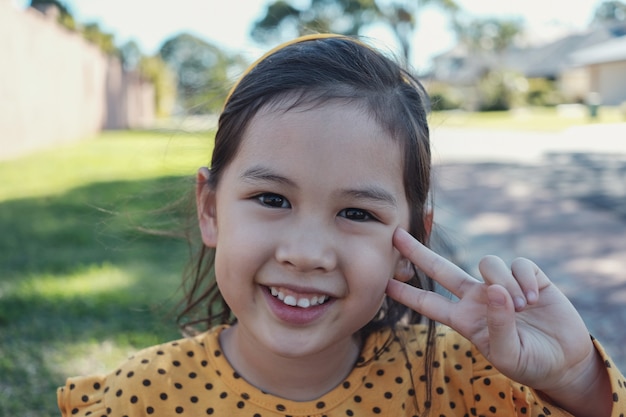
[{"xmin": 268, "ymin": 287, "xmax": 329, "ymax": 308}]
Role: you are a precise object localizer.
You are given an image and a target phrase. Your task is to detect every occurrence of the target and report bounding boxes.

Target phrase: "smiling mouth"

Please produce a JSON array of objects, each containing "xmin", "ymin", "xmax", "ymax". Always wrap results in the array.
[{"xmin": 268, "ymin": 286, "xmax": 330, "ymax": 308}]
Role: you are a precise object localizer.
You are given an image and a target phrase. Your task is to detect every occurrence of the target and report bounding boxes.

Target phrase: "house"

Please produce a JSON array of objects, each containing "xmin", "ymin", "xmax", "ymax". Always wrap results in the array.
[
  {"xmin": 563, "ymin": 35, "xmax": 626, "ymax": 105},
  {"xmin": 426, "ymin": 23, "xmax": 626, "ymax": 108}
]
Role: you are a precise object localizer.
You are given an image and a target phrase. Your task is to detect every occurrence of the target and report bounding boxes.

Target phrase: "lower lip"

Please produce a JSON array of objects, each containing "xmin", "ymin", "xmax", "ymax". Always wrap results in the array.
[{"xmin": 262, "ymin": 287, "xmax": 333, "ymax": 326}]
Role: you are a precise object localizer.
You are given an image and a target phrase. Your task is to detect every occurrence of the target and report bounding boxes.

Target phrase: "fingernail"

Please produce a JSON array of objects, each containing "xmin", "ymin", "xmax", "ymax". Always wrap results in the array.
[
  {"xmin": 525, "ymin": 291, "xmax": 537, "ymax": 304},
  {"xmin": 513, "ymin": 296, "xmax": 526, "ymax": 310},
  {"xmin": 489, "ymin": 292, "xmax": 506, "ymax": 307}
]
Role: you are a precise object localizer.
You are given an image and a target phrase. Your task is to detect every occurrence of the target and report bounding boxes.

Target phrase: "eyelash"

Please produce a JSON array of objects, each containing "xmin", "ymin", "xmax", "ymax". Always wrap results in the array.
[
  {"xmin": 254, "ymin": 193, "xmax": 376, "ymax": 222},
  {"xmin": 256, "ymin": 193, "xmax": 290, "ymax": 208}
]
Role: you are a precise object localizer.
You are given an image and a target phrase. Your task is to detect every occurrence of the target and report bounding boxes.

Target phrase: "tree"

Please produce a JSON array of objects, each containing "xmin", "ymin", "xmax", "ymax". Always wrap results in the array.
[
  {"xmin": 591, "ymin": 0, "xmax": 626, "ymax": 27},
  {"xmin": 251, "ymin": 0, "xmax": 459, "ymax": 62},
  {"xmin": 82, "ymin": 22, "xmax": 118, "ymax": 55},
  {"xmin": 159, "ymin": 33, "xmax": 245, "ymax": 114},
  {"xmin": 453, "ymin": 17, "xmax": 523, "ymax": 53},
  {"xmin": 29, "ymin": 0, "xmax": 76, "ymax": 30},
  {"xmin": 139, "ymin": 55, "xmax": 177, "ymax": 119}
]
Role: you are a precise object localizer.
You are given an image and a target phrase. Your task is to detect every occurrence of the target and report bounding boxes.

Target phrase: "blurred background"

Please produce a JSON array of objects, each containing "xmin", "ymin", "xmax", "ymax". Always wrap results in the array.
[{"xmin": 1, "ymin": 0, "xmax": 625, "ymax": 415}]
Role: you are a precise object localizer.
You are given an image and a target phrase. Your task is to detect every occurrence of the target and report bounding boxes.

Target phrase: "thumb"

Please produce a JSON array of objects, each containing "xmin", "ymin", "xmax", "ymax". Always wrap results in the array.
[{"xmin": 486, "ymin": 284, "xmax": 520, "ymax": 364}]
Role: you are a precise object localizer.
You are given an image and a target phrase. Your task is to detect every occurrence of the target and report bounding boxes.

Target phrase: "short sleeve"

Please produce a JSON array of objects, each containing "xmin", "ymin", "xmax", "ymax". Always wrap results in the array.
[
  {"xmin": 467, "ymin": 336, "xmax": 626, "ymax": 416},
  {"xmin": 57, "ymin": 375, "xmax": 108, "ymax": 417},
  {"xmin": 585, "ymin": 337, "xmax": 626, "ymax": 416}
]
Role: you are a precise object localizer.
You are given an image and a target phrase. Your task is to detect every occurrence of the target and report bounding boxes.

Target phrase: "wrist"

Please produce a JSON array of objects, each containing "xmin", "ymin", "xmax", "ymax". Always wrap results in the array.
[{"xmin": 539, "ymin": 347, "xmax": 612, "ymax": 417}]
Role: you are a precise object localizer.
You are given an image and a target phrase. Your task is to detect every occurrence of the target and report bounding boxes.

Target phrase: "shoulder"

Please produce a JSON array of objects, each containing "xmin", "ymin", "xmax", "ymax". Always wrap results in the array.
[{"xmin": 57, "ymin": 327, "xmax": 224, "ymax": 417}]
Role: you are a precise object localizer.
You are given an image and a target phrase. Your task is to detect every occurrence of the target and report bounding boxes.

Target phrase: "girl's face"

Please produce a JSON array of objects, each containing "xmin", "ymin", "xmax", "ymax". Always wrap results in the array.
[{"xmin": 198, "ymin": 100, "xmax": 410, "ymax": 362}]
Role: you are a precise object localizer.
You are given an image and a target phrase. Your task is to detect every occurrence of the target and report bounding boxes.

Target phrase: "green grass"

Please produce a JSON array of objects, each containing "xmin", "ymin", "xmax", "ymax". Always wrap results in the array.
[{"xmin": 0, "ymin": 130, "xmax": 213, "ymax": 417}]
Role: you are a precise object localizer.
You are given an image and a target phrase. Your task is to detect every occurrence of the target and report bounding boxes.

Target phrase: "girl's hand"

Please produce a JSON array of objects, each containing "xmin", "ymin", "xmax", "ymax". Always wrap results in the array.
[{"xmin": 386, "ymin": 228, "xmax": 612, "ymax": 416}]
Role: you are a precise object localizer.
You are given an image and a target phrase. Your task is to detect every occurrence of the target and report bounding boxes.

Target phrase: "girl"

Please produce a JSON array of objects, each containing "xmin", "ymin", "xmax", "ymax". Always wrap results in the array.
[{"xmin": 58, "ymin": 34, "xmax": 625, "ymax": 417}]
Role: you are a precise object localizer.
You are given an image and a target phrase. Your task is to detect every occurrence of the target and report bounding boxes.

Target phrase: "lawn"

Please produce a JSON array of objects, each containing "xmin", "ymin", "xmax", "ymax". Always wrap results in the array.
[{"xmin": 0, "ymin": 130, "xmax": 213, "ymax": 417}]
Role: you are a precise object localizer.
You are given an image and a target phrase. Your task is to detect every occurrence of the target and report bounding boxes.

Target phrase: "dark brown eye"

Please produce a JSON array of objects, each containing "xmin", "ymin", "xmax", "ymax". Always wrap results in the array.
[
  {"xmin": 257, "ymin": 193, "xmax": 290, "ymax": 208},
  {"xmin": 339, "ymin": 208, "xmax": 372, "ymax": 222}
]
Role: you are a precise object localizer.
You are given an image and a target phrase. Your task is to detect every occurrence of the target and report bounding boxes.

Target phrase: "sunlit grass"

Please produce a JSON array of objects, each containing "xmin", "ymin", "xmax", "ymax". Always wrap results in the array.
[
  {"xmin": 14, "ymin": 263, "xmax": 133, "ymax": 299},
  {"xmin": 0, "ymin": 129, "xmax": 213, "ymax": 202}
]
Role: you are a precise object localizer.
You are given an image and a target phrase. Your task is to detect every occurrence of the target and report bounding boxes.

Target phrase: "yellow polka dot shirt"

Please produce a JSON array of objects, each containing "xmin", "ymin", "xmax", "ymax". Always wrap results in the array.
[{"xmin": 58, "ymin": 325, "xmax": 626, "ymax": 416}]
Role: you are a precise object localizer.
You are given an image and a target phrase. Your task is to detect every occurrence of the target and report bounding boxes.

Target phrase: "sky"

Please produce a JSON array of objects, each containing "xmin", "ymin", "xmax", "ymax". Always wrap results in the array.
[{"xmin": 12, "ymin": 0, "xmax": 604, "ymax": 71}]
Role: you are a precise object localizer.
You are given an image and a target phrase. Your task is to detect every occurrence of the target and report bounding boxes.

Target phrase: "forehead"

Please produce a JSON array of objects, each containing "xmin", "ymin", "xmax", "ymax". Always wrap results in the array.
[{"xmin": 228, "ymin": 100, "xmax": 406, "ymax": 195}]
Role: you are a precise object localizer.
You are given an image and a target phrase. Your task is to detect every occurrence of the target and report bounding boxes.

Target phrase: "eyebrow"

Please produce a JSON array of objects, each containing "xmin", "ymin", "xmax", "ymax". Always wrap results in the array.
[
  {"xmin": 340, "ymin": 187, "xmax": 398, "ymax": 208},
  {"xmin": 241, "ymin": 166, "xmax": 296, "ymax": 187},
  {"xmin": 241, "ymin": 165, "xmax": 397, "ymax": 207}
]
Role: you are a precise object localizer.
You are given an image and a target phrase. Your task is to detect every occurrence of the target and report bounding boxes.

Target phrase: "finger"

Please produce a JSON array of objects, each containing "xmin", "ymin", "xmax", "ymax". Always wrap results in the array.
[
  {"xmin": 386, "ymin": 278, "xmax": 456, "ymax": 326},
  {"xmin": 479, "ymin": 255, "xmax": 527, "ymax": 311},
  {"xmin": 511, "ymin": 258, "xmax": 550, "ymax": 304},
  {"xmin": 485, "ymin": 284, "xmax": 520, "ymax": 365},
  {"xmin": 393, "ymin": 228, "xmax": 479, "ymax": 298},
  {"xmin": 510, "ymin": 258, "xmax": 542, "ymax": 305}
]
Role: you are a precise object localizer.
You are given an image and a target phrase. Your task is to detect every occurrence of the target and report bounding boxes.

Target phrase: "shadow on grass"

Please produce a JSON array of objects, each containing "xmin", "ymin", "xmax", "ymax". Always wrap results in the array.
[{"xmin": 0, "ymin": 176, "xmax": 199, "ymax": 416}]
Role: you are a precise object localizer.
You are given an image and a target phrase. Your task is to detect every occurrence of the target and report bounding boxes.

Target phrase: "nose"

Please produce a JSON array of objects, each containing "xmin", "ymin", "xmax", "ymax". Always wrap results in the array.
[{"xmin": 275, "ymin": 218, "xmax": 337, "ymax": 273}]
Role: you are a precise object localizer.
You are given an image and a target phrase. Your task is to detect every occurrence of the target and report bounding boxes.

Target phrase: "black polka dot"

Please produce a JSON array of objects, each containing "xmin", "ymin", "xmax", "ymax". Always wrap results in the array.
[
  {"xmin": 343, "ymin": 381, "xmax": 351, "ymax": 389},
  {"xmin": 483, "ymin": 378, "xmax": 491, "ymax": 386},
  {"xmin": 116, "ymin": 389, "xmax": 123, "ymax": 397},
  {"xmin": 354, "ymin": 395, "xmax": 362, "ymax": 403},
  {"xmin": 316, "ymin": 401, "xmax": 325, "ymax": 409},
  {"xmin": 160, "ymin": 393, "xmax": 168, "ymax": 400},
  {"xmin": 174, "ymin": 382, "xmax": 183, "ymax": 389},
  {"xmin": 130, "ymin": 396, "xmax": 138, "ymax": 404},
  {"xmin": 93, "ymin": 382, "xmax": 101, "ymax": 390},
  {"xmin": 237, "ymin": 401, "xmax": 245, "ymax": 409},
  {"xmin": 206, "ymin": 408, "xmax": 214, "ymax": 414},
  {"xmin": 81, "ymin": 395, "xmax": 89, "ymax": 403},
  {"xmin": 189, "ymin": 372, "xmax": 197, "ymax": 379},
  {"xmin": 172, "ymin": 360, "xmax": 181, "ymax": 367},
  {"xmin": 141, "ymin": 359, "xmax": 149, "ymax": 364},
  {"xmin": 276, "ymin": 404, "xmax": 286, "ymax": 411},
  {"xmin": 384, "ymin": 392, "xmax": 392, "ymax": 399},
  {"xmin": 127, "ymin": 371, "xmax": 134, "ymax": 378},
  {"xmin": 373, "ymin": 407, "xmax": 381, "ymax": 414},
  {"xmin": 205, "ymin": 383, "xmax": 213, "ymax": 390},
  {"xmin": 146, "ymin": 406, "xmax": 154, "ymax": 414},
  {"xmin": 346, "ymin": 410, "xmax": 354, "ymax": 416},
  {"xmin": 142, "ymin": 379, "xmax": 151, "ymax": 387},
  {"xmin": 190, "ymin": 396, "xmax": 199, "ymax": 403},
  {"xmin": 175, "ymin": 406, "xmax": 184, "ymax": 414},
  {"xmin": 158, "ymin": 369, "xmax": 166, "ymax": 375},
  {"xmin": 220, "ymin": 392, "xmax": 228, "ymax": 399},
  {"xmin": 187, "ymin": 351, "xmax": 194, "ymax": 357}
]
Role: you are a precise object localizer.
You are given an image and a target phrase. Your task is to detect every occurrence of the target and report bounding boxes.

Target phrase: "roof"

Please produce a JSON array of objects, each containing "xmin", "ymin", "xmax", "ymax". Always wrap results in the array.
[{"xmin": 570, "ymin": 35, "xmax": 626, "ymax": 65}]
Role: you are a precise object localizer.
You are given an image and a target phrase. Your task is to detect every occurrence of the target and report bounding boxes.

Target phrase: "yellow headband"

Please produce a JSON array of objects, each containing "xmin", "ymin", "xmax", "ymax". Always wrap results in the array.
[{"xmin": 223, "ymin": 33, "xmax": 360, "ymax": 108}]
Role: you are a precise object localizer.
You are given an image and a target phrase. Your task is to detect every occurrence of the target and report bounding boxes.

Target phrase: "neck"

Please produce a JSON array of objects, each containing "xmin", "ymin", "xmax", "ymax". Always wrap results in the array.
[{"xmin": 219, "ymin": 324, "xmax": 361, "ymax": 401}]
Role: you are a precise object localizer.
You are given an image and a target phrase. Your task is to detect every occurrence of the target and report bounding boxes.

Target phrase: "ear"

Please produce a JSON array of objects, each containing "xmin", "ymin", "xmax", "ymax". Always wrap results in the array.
[
  {"xmin": 196, "ymin": 167, "xmax": 218, "ymax": 248},
  {"xmin": 393, "ymin": 257, "xmax": 414, "ymax": 283}
]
